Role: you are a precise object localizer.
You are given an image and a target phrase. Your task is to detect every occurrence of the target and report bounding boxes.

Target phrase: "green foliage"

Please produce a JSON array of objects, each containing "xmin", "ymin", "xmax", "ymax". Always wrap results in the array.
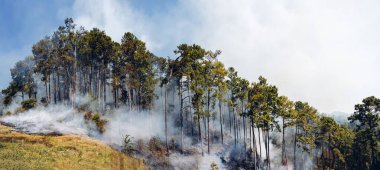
[
  {"xmin": 20, "ymin": 99, "xmax": 37, "ymax": 110},
  {"xmin": 1, "ymin": 82, "xmax": 17, "ymax": 106},
  {"xmin": 277, "ymin": 96, "xmax": 296, "ymax": 128},
  {"xmin": 84, "ymin": 111, "xmax": 92, "ymax": 121},
  {"xmin": 2, "ymin": 56, "xmax": 36, "ymax": 106},
  {"xmin": 122, "ymin": 134, "xmax": 134, "ymax": 155},
  {"xmin": 91, "ymin": 113, "xmax": 100, "ymax": 122},
  {"xmin": 32, "ymin": 37, "xmax": 53, "ymax": 86},
  {"xmin": 92, "ymin": 113, "xmax": 108, "ymax": 134},
  {"xmin": 227, "ymin": 67, "xmax": 239, "ymax": 109},
  {"xmin": 148, "ymin": 137, "xmax": 163, "ymax": 153},
  {"xmin": 348, "ymin": 96, "xmax": 380, "ymax": 169},
  {"xmin": 120, "ymin": 32, "xmax": 157, "ymax": 110},
  {"xmin": 211, "ymin": 61, "xmax": 228, "ymax": 102},
  {"xmin": 172, "ymin": 44, "xmax": 210, "ymax": 120},
  {"xmin": 83, "ymin": 112, "xmax": 108, "ymax": 134},
  {"xmin": 248, "ymin": 76, "xmax": 279, "ymax": 130},
  {"xmin": 293, "ymin": 101, "xmax": 318, "ymax": 150}
]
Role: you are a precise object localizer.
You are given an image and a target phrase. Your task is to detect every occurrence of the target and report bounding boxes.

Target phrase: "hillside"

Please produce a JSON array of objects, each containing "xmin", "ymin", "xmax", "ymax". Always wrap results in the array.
[
  {"xmin": 0, "ymin": 124, "xmax": 146, "ymax": 170},
  {"xmin": 0, "ymin": 16, "xmax": 379, "ymax": 169}
]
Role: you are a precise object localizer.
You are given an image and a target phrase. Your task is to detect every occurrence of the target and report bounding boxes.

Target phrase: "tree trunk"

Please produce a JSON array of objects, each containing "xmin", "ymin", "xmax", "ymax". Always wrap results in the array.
[
  {"xmin": 89, "ymin": 65, "xmax": 92, "ymax": 95},
  {"xmin": 237, "ymin": 117, "xmax": 239, "ymax": 141},
  {"xmin": 249, "ymin": 121, "xmax": 252, "ymax": 149},
  {"xmin": 187, "ymin": 82, "xmax": 193, "ymax": 137},
  {"xmin": 251, "ymin": 117, "xmax": 257, "ymax": 170},
  {"xmin": 233, "ymin": 107, "xmax": 237, "ymax": 148},
  {"xmin": 370, "ymin": 132, "xmax": 376, "ymax": 169},
  {"xmin": 204, "ymin": 115, "xmax": 207, "ymax": 144},
  {"xmin": 282, "ymin": 117, "xmax": 287, "ymax": 165},
  {"xmin": 207, "ymin": 89, "xmax": 211, "ymax": 154},
  {"xmin": 53, "ymin": 73, "xmax": 56, "ymax": 104},
  {"xmin": 258, "ymin": 127, "xmax": 262, "ymax": 159},
  {"xmin": 294, "ymin": 126, "xmax": 298, "ymax": 170},
  {"xmin": 45, "ymin": 77, "xmax": 48, "ymax": 102},
  {"xmin": 48, "ymin": 74, "xmax": 51, "ymax": 103},
  {"xmin": 103, "ymin": 69, "xmax": 106, "ymax": 110},
  {"xmin": 207, "ymin": 116, "xmax": 210, "ymax": 154},
  {"xmin": 73, "ymin": 45, "xmax": 77, "ymax": 107},
  {"xmin": 332, "ymin": 149, "xmax": 335, "ymax": 169},
  {"xmin": 229, "ymin": 102, "xmax": 232, "ymax": 134},
  {"xmin": 219, "ymin": 100, "xmax": 223, "ymax": 144},
  {"xmin": 57, "ymin": 72, "xmax": 61, "ymax": 102},
  {"xmin": 97, "ymin": 71, "xmax": 101, "ymax": 107},
  {"xmin": 241, "ymin": 101, "xmax": 246, "ymax": 155},
  {"xmin": 264, "ymin": 128, "xmax": 268, "ymax": 168},
  {"xmin": 113, "ymin": 87, "xmax": 117, "ymax": 108},
  {"xmin": 179, "ymin": 80, "xmax": 184, "ymax": 154},
  {"xmin": 243, "ymin": 116, "xmax": 247, "ymax": 155},
  {"xmin": 321, "ymin": 149, "xmax": 326, "ymax": 168},
  {"xmin": 267, "ymin": 128, "xmax": 270, "ymax": 169},
  {"xmin": 164, "ymin": 83, "xmax": 169, "ymax": 155},
  {"xmin": 198, "ymin": 114, "xmax": 203, "ymax": 156}
]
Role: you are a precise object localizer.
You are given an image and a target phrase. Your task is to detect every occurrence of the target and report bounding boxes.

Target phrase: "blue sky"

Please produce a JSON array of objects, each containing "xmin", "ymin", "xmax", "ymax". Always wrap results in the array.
[
  {"xmin": 1, "ymin": 0, "xmax": 380, "ymax": 113},
  {"xmin": 0, "ymin": 0, "xmax": 73, "ymax": 87},
  {"xmin": 0, "ymin": 0, "xmax": 176, "ymax": 88}
]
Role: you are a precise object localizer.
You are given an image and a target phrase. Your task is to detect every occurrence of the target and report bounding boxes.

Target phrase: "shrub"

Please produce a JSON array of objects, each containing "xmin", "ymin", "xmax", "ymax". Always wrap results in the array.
[
  {"xmin": 16, "ymin": 107, "xmax": 26, "ymax": 113},
  {"xmin": 146, "ymin": 137, "xmax": 172, "ymax": 169},
  {"xmin": 5, "ymin": 111, "xmax": 12, "ymax": 116},
  {"xmin": 92, "ymin": 113, "xmax": 107, "ymax": 133},
  {"xmin": 91, "ymin": 113, "xmax": 100, "ymax": 122},
  {"xmin": 21, "ymin": 99, "xmax": 37, "ymax": 110},
  {"xmin": 95, "ymin": 119, "xmax": 107, "ymax": 134},
  {"xmin": 135, "ymin": 139, "xmax": 145, "ymax": 154},
  {"xmin": 122, "ymin": 134, "xmax": 134, "ymax": 155},
  {"xmin": 211, "ymin": 162, "xmax": 219, "ymax": 170},
  {"xmin": 84, "ymin": 111, "xmax": 93, "ymax": 121},
  {"xmin": 148, "ymin": 137, "xmax": 162, "ymax": 152},
  {"xmin": 40, "ymin": 97, "xmax": 47, "ymax": 104},
  {"xmin": 83, "ymin": 112, "xmax": 108, "ymax": 134}
]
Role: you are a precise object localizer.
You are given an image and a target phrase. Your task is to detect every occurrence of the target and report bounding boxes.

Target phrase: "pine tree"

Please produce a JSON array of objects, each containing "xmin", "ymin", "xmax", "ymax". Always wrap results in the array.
[
  {"xmin": 277, "ymin": 96, "xmax": 296, "ymax": 166},
  {"xmin": 348, "ymin": 96, "xmax": 380, "ymax": 169},
  {"xmin": 292, "ymin": 101, "xmax": 318, "ymax": 170}
]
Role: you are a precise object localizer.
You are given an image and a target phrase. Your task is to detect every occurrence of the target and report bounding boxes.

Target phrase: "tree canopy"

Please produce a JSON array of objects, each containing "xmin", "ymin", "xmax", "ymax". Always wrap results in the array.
[{"xmin": 1, "ymin": 18, "xmax": 379, "ymax": 170}]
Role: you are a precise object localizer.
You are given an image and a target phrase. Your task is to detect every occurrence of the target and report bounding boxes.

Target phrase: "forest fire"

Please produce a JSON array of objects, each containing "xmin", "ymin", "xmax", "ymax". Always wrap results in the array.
[{"xmin": 0, "ymin": 16, "xmax": 379, "ymax": 170}]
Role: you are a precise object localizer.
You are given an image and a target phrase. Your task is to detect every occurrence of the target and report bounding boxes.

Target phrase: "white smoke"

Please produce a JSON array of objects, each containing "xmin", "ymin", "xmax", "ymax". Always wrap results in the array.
[
  {"xmin": 1, "ymin": 105, "xmax": 95, "ymax": 136},
  {"xmin": 0, "ymin": 102, "xmax": 231, "ymax": 169},
  {"xmin": 0, "ymin": 97, "xmax": 316, "ymax": 170},
  {"xmin": 100, "ymin": 108, "xmax": 168, "ymax": 147},
  {"xmin": 0, "ymin": 105, "xmax": 168, "ymax": 142}
]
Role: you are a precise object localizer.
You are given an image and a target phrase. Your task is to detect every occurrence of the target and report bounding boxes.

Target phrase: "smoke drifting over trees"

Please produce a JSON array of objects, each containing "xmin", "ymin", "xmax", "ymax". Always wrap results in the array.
[{"xmin": 1, "ymin": 18, "xmax": 380, "ymax": 170}]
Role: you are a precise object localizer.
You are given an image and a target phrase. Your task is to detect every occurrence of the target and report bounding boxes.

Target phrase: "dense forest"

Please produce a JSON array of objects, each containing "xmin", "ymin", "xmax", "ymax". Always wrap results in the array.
[{"xmin": 1, "ymin": 18, "xmax": 380, "ymax": 170}]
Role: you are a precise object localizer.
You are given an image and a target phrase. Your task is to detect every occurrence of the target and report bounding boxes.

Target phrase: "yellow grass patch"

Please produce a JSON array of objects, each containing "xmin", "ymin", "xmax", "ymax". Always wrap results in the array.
[{"xmin": 0, "ymin": 124, "xmax": 147, "ymax": 170}]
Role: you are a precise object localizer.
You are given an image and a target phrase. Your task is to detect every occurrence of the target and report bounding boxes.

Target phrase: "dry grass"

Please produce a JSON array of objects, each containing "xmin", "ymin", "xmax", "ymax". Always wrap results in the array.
[{"xmin": 0, "ymin": 124, "xmax": 147, "ymax": 170}]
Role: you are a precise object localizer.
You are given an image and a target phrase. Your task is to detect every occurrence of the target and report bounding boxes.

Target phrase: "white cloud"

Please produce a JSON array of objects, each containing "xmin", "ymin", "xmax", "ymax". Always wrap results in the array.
[{"xmin": 72, "ymin": 0, "xmax": 380, "ymax": 113}]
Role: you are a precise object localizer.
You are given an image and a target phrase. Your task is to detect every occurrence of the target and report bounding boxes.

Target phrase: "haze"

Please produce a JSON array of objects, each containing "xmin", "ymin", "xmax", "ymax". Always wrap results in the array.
[{"xmin": 1, "ymin": 0, "xmax": 379, "ymax": 113}]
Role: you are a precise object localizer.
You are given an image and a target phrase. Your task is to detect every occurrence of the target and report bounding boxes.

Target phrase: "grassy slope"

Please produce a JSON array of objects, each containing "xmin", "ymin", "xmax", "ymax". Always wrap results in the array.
[{"xmin": 0, "ymin": 124, "xmax": 146, "ymax": 170}]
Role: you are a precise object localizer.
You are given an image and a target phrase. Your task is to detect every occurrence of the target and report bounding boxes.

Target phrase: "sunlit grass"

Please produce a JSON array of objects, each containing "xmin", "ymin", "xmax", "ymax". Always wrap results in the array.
[{"xmin": 0, "ymin": 124, "xmax": 146, "ymax": 170}]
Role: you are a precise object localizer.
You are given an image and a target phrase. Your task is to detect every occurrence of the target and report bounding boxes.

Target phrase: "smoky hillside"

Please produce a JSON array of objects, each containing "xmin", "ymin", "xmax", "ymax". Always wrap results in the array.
[{"xmin": 1, "ymin": 18, "xmax": 380, "ymax": 170}]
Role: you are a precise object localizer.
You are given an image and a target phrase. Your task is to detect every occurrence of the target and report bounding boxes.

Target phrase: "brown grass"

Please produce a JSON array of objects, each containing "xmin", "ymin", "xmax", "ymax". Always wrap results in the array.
[{"xmin": 0, "ymin": 124, "xmax": 147, "ymax": 170}]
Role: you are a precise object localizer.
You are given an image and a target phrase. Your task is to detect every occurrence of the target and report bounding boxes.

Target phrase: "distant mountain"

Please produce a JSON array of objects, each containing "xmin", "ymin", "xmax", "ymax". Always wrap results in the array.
[{"xmin": 328, "ymin": 111, "xmax": 350, "ymax": 124}]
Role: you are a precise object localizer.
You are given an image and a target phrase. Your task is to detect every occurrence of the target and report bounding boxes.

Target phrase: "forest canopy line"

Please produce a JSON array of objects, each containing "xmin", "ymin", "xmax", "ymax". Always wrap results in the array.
[{"xmin": 1, "ymin": 18, "xmax": 380, "ymax": 170}]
